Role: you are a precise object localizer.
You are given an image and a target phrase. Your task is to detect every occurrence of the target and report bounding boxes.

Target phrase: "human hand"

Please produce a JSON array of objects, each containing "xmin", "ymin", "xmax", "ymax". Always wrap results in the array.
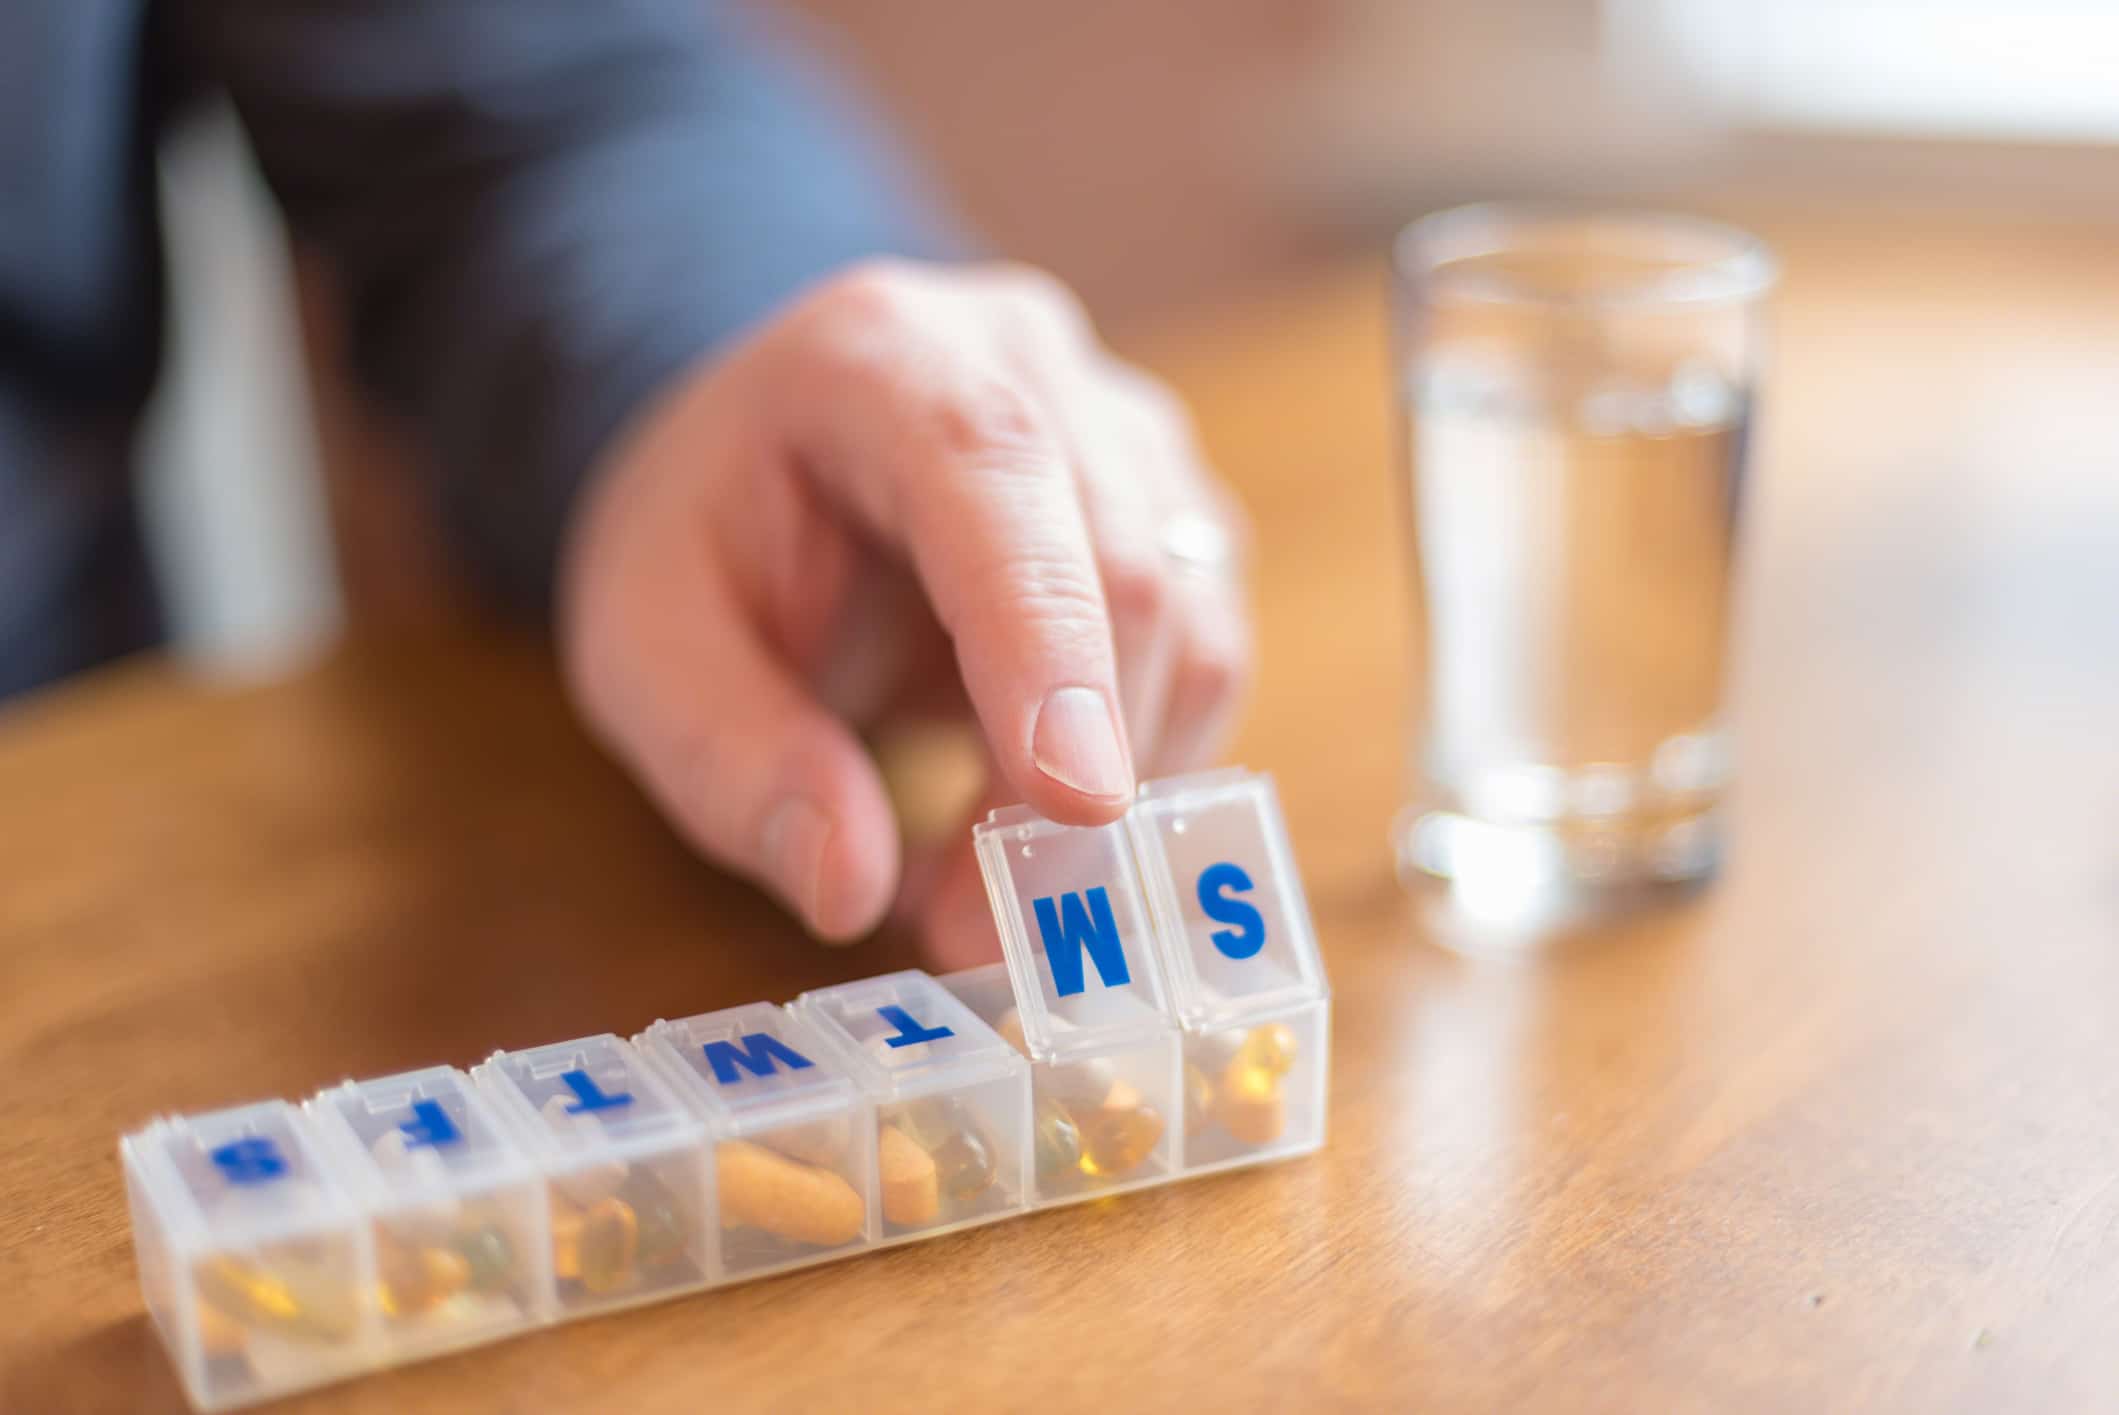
[{"xmin": 558, "ymin": 260, "xmax": 1250, "ymax": 965}]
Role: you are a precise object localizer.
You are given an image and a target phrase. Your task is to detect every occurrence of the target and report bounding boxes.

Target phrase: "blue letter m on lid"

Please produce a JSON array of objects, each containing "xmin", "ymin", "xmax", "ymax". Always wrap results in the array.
[
  {"xmin": 703, "ymin": 1032, "xmax": 816, "ymax": 1085},
  {"xmin": 1033, "ymin": 886, "xmax": 1132, "ymax": 997}
]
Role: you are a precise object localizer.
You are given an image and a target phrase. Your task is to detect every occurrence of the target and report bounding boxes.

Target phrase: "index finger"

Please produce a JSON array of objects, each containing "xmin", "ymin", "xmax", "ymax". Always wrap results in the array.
[{"xmin": 761, "ymin": 263, "xmax": 1136, "ymax": 825}]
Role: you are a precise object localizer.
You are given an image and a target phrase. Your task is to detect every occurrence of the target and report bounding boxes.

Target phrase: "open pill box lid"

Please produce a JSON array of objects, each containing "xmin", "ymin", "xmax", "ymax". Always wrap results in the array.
[
  {"xmin": 972, "ymin": 808, "xmax": 1174, "ymax": 1064},
  {"xmin": 792, "ymin": 969, "xmax": 1024, "ymax": 1102},
  {"xmin": 308, "ymin": 1065, "xmax": 537, "ymax": 1212},
  {"xmin": 122, "ymin": 1098, "xmax": 362, "ymax": 1253},
  {"xmin": 636, "ymin": 1002, "xmax": 861, "ymax": 1133},
  {"xmin": 1126, "ymin": 768, "xmax": 1328, "ymax": 1029}
]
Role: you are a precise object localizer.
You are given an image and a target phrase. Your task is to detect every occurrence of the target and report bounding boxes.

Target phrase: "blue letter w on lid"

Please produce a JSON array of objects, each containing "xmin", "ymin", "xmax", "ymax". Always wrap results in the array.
[
  {"xmin": 703, "ymin": 1032, "xmax": 816, "ymax": 1085},
  {"xmin": 1033, "ymin": 886, "xmax": 1132, "ymax": 997}
]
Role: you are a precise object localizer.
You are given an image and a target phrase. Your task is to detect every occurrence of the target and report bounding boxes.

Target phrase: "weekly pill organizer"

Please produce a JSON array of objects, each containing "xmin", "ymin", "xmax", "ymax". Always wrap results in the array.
[{"xmin": 122, "ymin": 768, "xmax": 1331, "ymax": 1411}]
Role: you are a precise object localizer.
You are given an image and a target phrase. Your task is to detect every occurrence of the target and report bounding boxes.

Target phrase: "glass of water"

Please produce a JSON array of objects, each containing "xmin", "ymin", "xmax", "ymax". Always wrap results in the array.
[{"xmin": 1390, "ymin": 206, "xmax": 1775, "ymax": 928}]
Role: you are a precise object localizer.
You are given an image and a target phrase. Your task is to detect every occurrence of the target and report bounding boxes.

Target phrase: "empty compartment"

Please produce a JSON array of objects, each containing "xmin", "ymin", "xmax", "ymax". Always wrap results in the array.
[
  {"xmin": 121, "ymin": 1100, "xmax": 376, "ymax": 1410},
  {"xmin": 793, "ymin": 970, "xmax": 1030, "ymax": 1240},
  {"xmin": 938, "ymin": 963, "xmax": 1181, "ymax": 1206},
  {"xmin": 1175, "ymin": 997, "xmax": 1330, "ymax": 1173},
  {"xmin": 308, "ymin": 1066, "xmax": 548, "ymax": 1354},
  {"xmin": 472, "ymin": 1036, "xmax": 710, "ymax": 1314},
  {"xmin": 636, "ymin": 1004, "xmax": 875, "ymax": 1279}
]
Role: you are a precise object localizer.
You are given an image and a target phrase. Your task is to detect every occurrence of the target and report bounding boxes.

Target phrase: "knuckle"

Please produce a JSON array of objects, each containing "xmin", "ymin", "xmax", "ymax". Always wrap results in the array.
[
  {"xmin": 993, "ymin": 260, "xmax": 1079, "ymax": 311},
  {"xmin": 811, "ymin": 257, "xmax": 926, "ymax": 332},
  {"xmin": 923, "ymin": 374, "xmax": 1054, "ymax": 464},
  {"xmin": 1182, "ymin": 626, "xmax": 1254, "ymax": 707},
  {"xmin": 988, "ymin": 262, "xmax": 1089, "ymax": 340},
  {"xmin": 965, "ymin": 546, "xmax": 1107, "ymax": 635},
  {"xmin": 1098, "ymin": 550, "xmax": 1171, "ymax": 628},
  {"xmin": 1115, "ymin": 365, "xmax": 1190, "ymax": 431}
]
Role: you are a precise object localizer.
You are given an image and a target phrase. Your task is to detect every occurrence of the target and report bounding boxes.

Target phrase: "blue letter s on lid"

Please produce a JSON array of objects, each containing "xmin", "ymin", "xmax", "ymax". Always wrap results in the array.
[
  {"xmin": 210, "ymin": 1136, "xmax": 288, "ymax": 1186},
  {"xmin": 1197, "ymin": 861, "xmax": 1266, "ymax": 960}
]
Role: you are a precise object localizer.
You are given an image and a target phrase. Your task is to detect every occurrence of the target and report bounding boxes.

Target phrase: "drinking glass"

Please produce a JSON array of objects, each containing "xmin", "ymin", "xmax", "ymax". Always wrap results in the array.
[{"xmin": 1390, "ymin": 206, "xmax": 1774, "ymax": 926}]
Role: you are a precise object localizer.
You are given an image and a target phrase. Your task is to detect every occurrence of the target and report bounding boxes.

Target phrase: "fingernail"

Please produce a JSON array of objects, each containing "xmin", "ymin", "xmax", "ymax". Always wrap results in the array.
[
  {"xmin": 761, "ymin": 798, "xmax": 833, "ymax": 934},
  {"xmin": 1031, "ymin": 686, "xmax": 1135, "ymax": 801}
]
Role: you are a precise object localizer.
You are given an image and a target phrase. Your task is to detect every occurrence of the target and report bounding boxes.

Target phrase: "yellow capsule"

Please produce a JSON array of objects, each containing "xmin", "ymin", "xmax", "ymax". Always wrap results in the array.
[
  {"xmin": 448, "ymin": 1221, "xmax": 516, "ymax": 1293},
  {"xmin": 897, "ymin": 1097, "xmax": 999, "ymax": 1204},
  {"xmin": 550, "ymin": 1198, "xmax": 584, "ymax": 1281},
  {"xmin": 620, "ymin": 1171, "xmax": 688, "ymax": 1271},
  {"xmin": 1032, "ymin": 1096, "xmax": 1082, "ymax": 1178},
  {"xmin": 1214, "ymin": 1057, "xmax": 1288, "ymax": 1146},
  {"xmin": 577, "ymin": 1196, "xmax": 640, "ymax": 1294},
  {"xmin": 1237, "ymin": 1023, "xmax": 1299, "ymax": 1079},
  {"xmin": 196, "ymin": 1257, "xmax": 299, "ymax": 1326},
  {"xmin": 195, "ymin": 1255, "xmax": 357, "ymax": 1343},
  {"xmin": 377, "ymin": 1239, "xmax": 472, "ymax": 1317},
  {"xmin": 930, "ymin": 1126, "xmax": 997, "ymax": 1203},
  {"xmin": 1073, "ymin": 1081, "xmax": 1165, "ymax": 1178}
]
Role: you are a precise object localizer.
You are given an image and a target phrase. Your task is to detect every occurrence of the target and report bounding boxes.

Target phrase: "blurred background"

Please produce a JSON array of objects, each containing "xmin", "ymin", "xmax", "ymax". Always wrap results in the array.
[{"xmin": 145, "ymin": 0, "xmax": 2119, "ymax": 671}]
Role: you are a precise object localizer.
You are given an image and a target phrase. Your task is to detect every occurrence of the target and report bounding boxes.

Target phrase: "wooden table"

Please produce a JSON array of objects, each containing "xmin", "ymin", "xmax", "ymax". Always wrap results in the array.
[{"xmin": 6, "ymin": 214, "xmax": 2119, "ymax": 1412}]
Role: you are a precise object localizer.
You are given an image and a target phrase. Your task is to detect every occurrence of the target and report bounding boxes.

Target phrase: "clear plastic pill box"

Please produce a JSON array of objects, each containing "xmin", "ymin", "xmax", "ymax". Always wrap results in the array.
[{"xmin": 121, "ymin": 769, "xmax": 1330, "ymax": 1409}]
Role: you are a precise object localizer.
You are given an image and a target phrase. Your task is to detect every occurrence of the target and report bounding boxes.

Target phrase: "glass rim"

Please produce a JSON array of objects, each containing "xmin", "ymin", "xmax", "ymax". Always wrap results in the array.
[{"xmin": 1393, "ymin": 203, "xmax": 1777, "ymax": 309}]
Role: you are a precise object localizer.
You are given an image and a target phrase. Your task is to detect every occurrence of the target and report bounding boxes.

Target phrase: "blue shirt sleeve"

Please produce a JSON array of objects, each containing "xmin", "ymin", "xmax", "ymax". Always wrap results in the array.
[{"xmin": 174, "ymin": 0, "xmax": 961, "ymax": 615}]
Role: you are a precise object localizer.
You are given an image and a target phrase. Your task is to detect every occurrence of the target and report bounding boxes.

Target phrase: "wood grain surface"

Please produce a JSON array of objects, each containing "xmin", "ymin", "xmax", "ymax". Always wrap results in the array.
[{"xmin": 5, "ymin": 213, "xmax": 2118, "ymax": 1413}]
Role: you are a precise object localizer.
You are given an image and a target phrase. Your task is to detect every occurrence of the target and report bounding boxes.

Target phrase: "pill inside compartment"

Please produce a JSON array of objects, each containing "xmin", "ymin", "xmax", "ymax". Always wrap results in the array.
[
  {"xmin": 937, "ymin": 963, "xmax": 1180, "ymax": 1206},
  {"xmin": 967, "ymin": 804, "xmax": 1185, "ymax": 1205},
  {"xmin": 1174, "ymin": 998, "xmax": 1329, "ymax": 1172},
  {"xmin": 122, "ymin": 1101, "xmax": 377, "ymax": 1410},
  {"xmin": 635, "ymin": 1004, "xmax": 877, "ymax": 1279},
  {"xmin": 307, "ymin": 1067, "xmax": 547, "ymax": 1355},
  {"xmin": 471, "ymin": 1036, "xmax": 711, "ymax": 1313},
  {"xmin": 1124, "ymin": 770, "xmax": 1332, "ymax": 1174},
  {"xmin": 792, "ymin": 970, "xmax": 1029, "ymax": 1240}
]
